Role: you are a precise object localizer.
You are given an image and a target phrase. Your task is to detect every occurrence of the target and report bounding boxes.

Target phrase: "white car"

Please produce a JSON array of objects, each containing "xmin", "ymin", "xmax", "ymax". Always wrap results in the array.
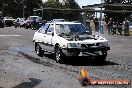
[{"xmin": 33, "ymin": 22, "xmax": 110, "ymax": 63}]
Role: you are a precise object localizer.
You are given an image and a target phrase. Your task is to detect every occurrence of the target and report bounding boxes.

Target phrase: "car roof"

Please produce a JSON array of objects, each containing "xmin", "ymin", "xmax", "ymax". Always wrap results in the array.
[
  {"xmin": 52, "ymin": 19, "xmax": 65, "ymax": 20},
  {"xmin": 29, "ymin": 16, "xmax": 39, "ymax": 17},
  {"xmin": 3, "ymin": 19, "xmax": 15, "ymax": 21},
  {"xmin": 46, "ymin": 22, "xmax": 81, "ymax": 24},
  {"xmin": 49, "ymin": 19, "xmax": 68, "ymax": 22}
]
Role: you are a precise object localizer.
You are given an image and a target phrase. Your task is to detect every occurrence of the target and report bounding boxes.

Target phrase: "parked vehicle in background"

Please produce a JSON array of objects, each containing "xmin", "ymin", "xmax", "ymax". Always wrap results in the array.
[
  {"xmin": 28, "ymin": 16, "xmax": 42, "ymax": 22},
  {"xmin": 3, "ymin": 17, "xmax": 15, "ymax": 27},
  {"xmin": 26, "ymin": 16, "xmax": 42, "ymax": 29},
  {"xmin": 33, "ymin": 21, "xmax": 110, "ymax": 63},
  {"xmin": 14, "ymin": 18, "xmax": 25, "ymax": 28},
  {"xmin": 24, "ymin": 20, "xmax": 31, "ymax": 29},
  {"xmin": 49, "ymin": 19, "xmax": 68, "ymax": 22}
]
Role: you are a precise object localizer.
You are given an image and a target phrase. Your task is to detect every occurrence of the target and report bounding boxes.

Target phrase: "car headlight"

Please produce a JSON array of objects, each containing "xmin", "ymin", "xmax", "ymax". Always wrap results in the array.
[
  {"xmin": 99, "ymin": 42, "xmax": 108, "ymax": 46},
  {"xmin": 67, "ymin": 43, "xmax": 80, "ymax": 48}
]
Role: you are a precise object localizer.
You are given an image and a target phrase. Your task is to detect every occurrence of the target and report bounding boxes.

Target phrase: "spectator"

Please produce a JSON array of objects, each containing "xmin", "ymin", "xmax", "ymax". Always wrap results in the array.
[
  {"xmin": 112, "ymin": 20, "xmax": 117, "ymax": 35},
  {"xmin": 107, "ymin": 18, "xmax": 113, "ymax": 34},
  {"xmin": 94, "ymin": 18, "xmax": 99, "ymax": 32},
  {"xmin": 123, "ymin": 18, "xmax": 129, "ymax": 36},
  {"xmin": 117, "ymin": 22, "xmax": 123, "ymax": 36},
  {"xmin": 31, "ymin": 19, "xmax": 36, "ymax": 30},
  {"xmin": 99, "ymin": 19, "xmax": 105, "ymax": 34}
]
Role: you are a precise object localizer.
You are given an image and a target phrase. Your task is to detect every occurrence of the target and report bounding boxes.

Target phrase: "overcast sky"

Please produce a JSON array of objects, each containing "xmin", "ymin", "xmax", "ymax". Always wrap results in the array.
[
  {"xmin": 75, "ymin": 0, "xmax": 102, "ymax": 7},
  {"xmin": 42, "ymin": 0, "xmax": 102, "ymax": 7}
]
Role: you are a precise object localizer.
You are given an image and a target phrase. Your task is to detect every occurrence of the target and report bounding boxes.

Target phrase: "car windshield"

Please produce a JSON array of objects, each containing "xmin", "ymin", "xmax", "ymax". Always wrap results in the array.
[
  {"xmin": 29, "ymin": 17, "xmax": 38, "ymax": 21},
  {"xmin": 28, "ymin": 16, "xmax": 41, "ymax": 21},
  {"xmin": 56, "ymin": 24, "xmax": 91, "ymax": 35}
]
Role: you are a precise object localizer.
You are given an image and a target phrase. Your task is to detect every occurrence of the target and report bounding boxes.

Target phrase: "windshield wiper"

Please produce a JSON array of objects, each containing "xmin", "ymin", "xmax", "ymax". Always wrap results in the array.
[
  {"xmin": 76, "ymin": 31, "xmax": 91, "ymax": 35},
  {"xmin": 58, "ymin": 33, "xmax": 70, "ymax": 37}
]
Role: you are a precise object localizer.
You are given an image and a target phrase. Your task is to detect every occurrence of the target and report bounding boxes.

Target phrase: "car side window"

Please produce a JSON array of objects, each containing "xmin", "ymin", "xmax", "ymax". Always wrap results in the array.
[
  {"xmin": 63, "ymin": 24, "xmax": 70, "ymax": 33},
  {"xmin": 56, "ymin": 24, "xmax": 62, "ymax": 34},
  {"xmin": 46, "ymin": 24, "xmax": 54, "ymax": 35},
  {"xmin": 38, "ymin": 24, "xmax": 49, "ymax": 34}
]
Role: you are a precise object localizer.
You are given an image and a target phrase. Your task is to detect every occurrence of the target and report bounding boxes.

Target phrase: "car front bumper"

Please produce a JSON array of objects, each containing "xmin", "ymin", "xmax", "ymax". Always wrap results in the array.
[{"xmin": 62, "ymin": 46, "xmax": 110, "ymax": 56}]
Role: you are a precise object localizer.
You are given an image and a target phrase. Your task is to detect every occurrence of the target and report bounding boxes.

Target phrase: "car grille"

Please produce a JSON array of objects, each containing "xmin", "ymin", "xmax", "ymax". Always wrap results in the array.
[{"xmin": 81, "ymin": 43, "xmax": 100, "ymax": 48}]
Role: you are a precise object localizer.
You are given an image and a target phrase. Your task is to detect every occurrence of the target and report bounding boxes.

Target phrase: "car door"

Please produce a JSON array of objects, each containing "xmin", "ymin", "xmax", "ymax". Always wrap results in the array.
[
  {"xmin": 36, "ymin": 24, "xmax": 48, "ymax": 49},
  {"xmin": 44, "ymin": 24, "xmax": 54, "ymax": 52}
]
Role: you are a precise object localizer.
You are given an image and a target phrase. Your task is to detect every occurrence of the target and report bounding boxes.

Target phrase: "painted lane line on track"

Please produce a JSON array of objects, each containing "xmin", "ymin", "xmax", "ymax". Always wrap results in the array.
[{"xmin": 0, "ymin": 35, "xmax": 21, "ymax": 37}]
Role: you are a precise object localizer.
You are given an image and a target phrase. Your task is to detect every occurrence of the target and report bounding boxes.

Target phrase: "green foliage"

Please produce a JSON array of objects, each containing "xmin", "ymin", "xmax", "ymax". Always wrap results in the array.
[
  {"xmin": 43, "ymin": 0, "xmax": 81, "ymax": 21},
  {"xmin": 0, "ymin": 0, "xmax": 81, "ymax": 20},
  {"xmin": 0, "ymin": 0, "xmax": 42, "ymax": 18},
  {"xmin": 25, "ymin": 0, "xmax": 42, "ymax": 17},
  {"xmin": 102, "ymin": 0, "xmax": 132, "ymax": 22}
]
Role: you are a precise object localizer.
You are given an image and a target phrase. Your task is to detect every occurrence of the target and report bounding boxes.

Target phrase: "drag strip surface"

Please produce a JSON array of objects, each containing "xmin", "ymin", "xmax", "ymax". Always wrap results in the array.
[{"xmin": 0, "ymin": 27, "xmax": 131, "ymax": 88}]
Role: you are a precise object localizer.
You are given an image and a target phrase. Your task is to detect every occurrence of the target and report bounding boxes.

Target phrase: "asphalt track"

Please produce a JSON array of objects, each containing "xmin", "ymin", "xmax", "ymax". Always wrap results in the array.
[{"xmin": 0, "ymin": 27, "xmax": 131, "ymax": 88}]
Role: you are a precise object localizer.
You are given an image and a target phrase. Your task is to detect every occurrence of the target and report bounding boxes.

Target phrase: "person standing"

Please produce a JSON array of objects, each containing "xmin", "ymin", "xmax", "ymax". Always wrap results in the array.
[
  {"xmin": 123, "ymin": 18, "xmax": 129, "ymax": 36},
  {"xmin": 118, "ymin": 22, "xmax": 123, "ymax": 36},
  {"xmin": 99, "ymin": 19, "xmax": 105, "ymax": 34},
  {"xmin": 112, "ymin": 20, "xmax": 117, "ymax": 35},
  {"xmin": 107, "ymin": 18, "xmax": 113, "ymax": 34},
  {"xmin": 94, "ymin": 18, "xmax": 99, "ymax": 32}
]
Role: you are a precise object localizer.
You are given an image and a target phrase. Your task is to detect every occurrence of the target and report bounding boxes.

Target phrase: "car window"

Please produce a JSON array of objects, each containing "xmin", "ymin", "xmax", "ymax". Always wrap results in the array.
[
  {"xmin": 38, "ymin": 24, "xmax": 49, "ymax": 34},
  {"xmin": 46, "ymin": 24, "xmax": 54, "ymax": 35},
  {"xmin": 55, "ymin": 24, "xmax": 64, "ymax": 34}
]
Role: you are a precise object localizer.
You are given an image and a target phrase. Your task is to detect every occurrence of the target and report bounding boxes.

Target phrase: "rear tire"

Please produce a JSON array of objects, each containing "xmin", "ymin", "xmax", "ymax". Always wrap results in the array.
[{"xmin": 35, "ymin": 42, "xmax": 43, "ymax": 57}]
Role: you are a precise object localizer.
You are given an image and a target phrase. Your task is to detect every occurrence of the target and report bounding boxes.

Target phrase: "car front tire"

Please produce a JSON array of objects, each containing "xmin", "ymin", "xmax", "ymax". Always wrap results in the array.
[
  {"xmin": 95, "ymin": 52, "xmax": 107, "ymax": 62},
  {"xmin": 54, "ymin": 45, "xmax": 63, "ymax": 63},
  {"xmin": 35, "ymin": 42, "xmax": 43, "ymax": 57}
]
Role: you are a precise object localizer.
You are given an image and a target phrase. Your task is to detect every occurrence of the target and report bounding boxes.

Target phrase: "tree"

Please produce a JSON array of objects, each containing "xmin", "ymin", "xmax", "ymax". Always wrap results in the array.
[
  {"xmin": 43, "ymin": 0, "xmax": 81, "ymax": 21},
  {"xmin": 25, "ymin": 0, "xmax": 42, "ymax": 18},
  {"xmin": 102, "ymin": 0, "xmax": 132, "ymax": 22},
  {"xmin": 0, "ymin": 0, "xmax": 43, "ymax": 18},
  {"xmin": 42, "ymin": 0, "xmax": 63, "ymax": 20},
  {"xmin": 63, "ymin": 0, "xmax": 81, "ymax": 21},
  {"xmin": 0, "ymin": 0, "xmax": 14, "ymax": 17}
]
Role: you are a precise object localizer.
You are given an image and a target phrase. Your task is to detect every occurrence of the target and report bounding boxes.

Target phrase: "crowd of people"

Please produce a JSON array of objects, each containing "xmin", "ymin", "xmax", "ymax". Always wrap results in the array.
[{"xmin": 93, "ymin": 18, "xmax": 130, "ymax": 36}]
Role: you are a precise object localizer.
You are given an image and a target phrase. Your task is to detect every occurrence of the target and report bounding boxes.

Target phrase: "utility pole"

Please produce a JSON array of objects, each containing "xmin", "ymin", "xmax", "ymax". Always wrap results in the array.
[{"xmin": 23, "ymin": 0, "xmax": 24, "ymax": 18}]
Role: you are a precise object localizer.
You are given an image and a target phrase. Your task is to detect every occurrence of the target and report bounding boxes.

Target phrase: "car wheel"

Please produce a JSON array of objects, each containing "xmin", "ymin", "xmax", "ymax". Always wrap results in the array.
[
  {"xmin": 71, "ymin": 51, "xmax": 80, "ymax": 56},
  {"xmin": 95, "ymin": 52, "xmax": 107, "ymax": 62},
  {"xmin": 100, "ymin": 54, "xmax": 107, "ymax": 61},
  {"xmin": 35, "ymin": 42, "xmax": 43, "ymax": 57},
  {"xmin": 54, "ymin": 45, "xmax": 63, "ymax": 63}
]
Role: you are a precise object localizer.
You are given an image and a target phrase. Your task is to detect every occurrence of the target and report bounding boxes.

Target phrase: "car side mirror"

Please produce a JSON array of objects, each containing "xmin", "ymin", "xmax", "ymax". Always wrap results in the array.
[
  {"xmin": 52, "ymin": 32, "xmax": 54, "ymax": 36},
  {"xmin": 45, "ymin": 30, "xmax": 47, "ymax": 34}
]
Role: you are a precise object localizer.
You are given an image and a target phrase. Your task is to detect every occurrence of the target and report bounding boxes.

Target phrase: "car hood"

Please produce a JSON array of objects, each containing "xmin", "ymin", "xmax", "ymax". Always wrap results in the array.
[
  {"xmin": 53, "ymin": 34, "xmax": 108, "ymax": 48},
  {"xmin": 60, "ymin": 33, "xmax": 106, "ymax": 42}
]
